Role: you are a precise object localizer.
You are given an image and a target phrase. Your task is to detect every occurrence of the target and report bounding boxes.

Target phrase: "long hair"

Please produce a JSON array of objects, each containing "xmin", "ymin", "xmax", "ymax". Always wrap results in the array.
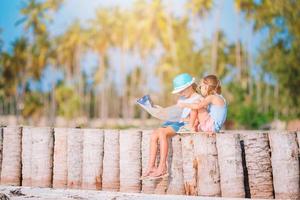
[{"xmin": 203, "ymin": 75, "xmax": 221, "ymax": 95}]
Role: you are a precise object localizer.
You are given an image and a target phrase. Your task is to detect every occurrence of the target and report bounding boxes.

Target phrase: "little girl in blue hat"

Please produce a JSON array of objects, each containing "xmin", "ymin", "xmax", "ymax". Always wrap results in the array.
[
  {"xmin": 142, "ymin": 73, "xmax": 202, "ymax": 180},
  {"xmin": 178, "ymin": 74, "xmax": 227, "ymax": 133}
]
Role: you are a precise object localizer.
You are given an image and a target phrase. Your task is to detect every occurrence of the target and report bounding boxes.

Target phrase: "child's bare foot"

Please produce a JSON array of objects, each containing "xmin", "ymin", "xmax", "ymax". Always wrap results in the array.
[
  {"xmin": 149, "ymin": 166, "xmax": 168, "ymax": 179},
  {"xmin": 142, "ymin": 167, "xmax": 156, "ymax": 177}
]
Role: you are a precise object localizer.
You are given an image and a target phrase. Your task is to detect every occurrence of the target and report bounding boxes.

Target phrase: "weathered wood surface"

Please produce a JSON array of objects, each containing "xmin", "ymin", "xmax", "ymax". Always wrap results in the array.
[
  {"xmin": 0, "ymin": 128, "xmax": 3, "ymax": 178},
  {"xmin": 1, "ymin": 127, "xmax": 21, "ymax": 186},
  {"xmin": 242, "ymin": 132, "xmax": 273, "ymax": 199},
  {"xmin": 67, "ymin": 128, "xmax": 83, "ymax": 189},
  {"xmin": 31, "ymin": 127, "xmax": 53, "ymax": 187},
  {"xmin": 167, "ymin": 135, "xmax": 185, "ymax": 195},
  {"xmin": 181, "ymin": 134, "xmax": 197, "ymax": 196},
  {"xmin": 119, "ymin": 129, "xmax": 141, "ymax": 193},
  {"xmin": 53, "ymin": 127, "xmax": 68, "ymax": 188},
  {"xmin": 21, "ymin": 126, "xmax": 32, "ymax": 186},
  {"xmin": 0, "ymin": 186, "xmax": 266, "ymax": 200},
  {"xmin": 193, "ymin": 133, "xmax": 221, "ymax": 197},
  {"xmin": 1, "ymin": 127, "xmax": 300, "ymax": 199},
  {"xmin": 216, "ymin": 133, "xmax": 245, "ymax": 198},
  {"xmin": 141, "ymin": 130, "xmax": 156, "ymax": 194},
  {"xmin": 102, "ymin": 129, "xmax": 120, "ymax": 191},
  {"xmin": 268, "ymin": 131, "xmax": 300, "ymax": 200},
  {"xmin": 82, "ymin": 129, "xmax": 104, "ymax": 190}
]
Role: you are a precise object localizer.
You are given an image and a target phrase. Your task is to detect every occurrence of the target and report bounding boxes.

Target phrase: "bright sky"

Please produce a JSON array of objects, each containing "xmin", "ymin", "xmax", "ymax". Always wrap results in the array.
[{"xmin": 0, "ymin": 0, "xmax": 266, "ymax": 92}]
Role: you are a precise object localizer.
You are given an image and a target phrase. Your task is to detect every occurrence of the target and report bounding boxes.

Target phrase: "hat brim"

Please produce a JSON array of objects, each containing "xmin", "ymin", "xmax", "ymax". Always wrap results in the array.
[{"xmin": 171, "ymin": 78, "xmax": 195, "ymax": 94}]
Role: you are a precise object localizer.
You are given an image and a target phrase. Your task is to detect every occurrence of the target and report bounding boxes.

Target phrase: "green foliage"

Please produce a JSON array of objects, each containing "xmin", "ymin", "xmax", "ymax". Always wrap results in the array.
[
  {"xmin": 22, "ymin": 92, "xmax": 43, "ymax": 118},
  {"xmin": 55, "ymin": 85, "xmax": 80, "ymax": 119},
  {"xmin": 1, "ymin": 0, "xmax": 300, "ymax": 128},
  {"xmin": 228, "ymin": 103, "xmax": 273, "ymax": 129},
  {"xmin": 240, "ymin": 0, "xmax": 300, "ymax": 118}
]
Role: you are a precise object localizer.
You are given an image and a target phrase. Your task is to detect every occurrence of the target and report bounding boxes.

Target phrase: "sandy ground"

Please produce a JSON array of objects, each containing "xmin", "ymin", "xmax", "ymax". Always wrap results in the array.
[{"xmin": 0, "ymin": 186, "xmax": 270, "ymax": 200}]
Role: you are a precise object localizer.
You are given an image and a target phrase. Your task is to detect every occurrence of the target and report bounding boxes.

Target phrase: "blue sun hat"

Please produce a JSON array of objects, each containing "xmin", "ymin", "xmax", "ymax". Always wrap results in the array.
[{"xmin": 171, "ymin": 73, "xmax": 195, "ymax": 94}]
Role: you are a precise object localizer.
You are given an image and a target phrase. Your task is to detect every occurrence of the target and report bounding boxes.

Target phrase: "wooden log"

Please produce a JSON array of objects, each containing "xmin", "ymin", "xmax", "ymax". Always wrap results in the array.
[
  {"xmin": 166, "ymin": 135, "xmax": 185, "ymax": 195},
  {"xmin": 216, "ymin": 133, "xmax": 245, "ymax": 198},
  {"xmin": 53, "ymin": 128, "xmax": 68, "ymax": 188},
  {"xmin": 242, "ymin": 132, "xmax": 273, "ymax": 199},
  {"xmin": 67, "ymin": 128, "xmax": 83, "ymax": 189},
  {"xmin": 193, "ymin": 133, "xmax": 221, "ymax": 197},
  {"xmin": 1, "ymin": 126, "xmax": 22, "ymax": 185},
  {"xmin": 31, "ymin": 127, "xmax": 54, "ymax": 187},
  {"xmin": 181, "ymin": 134, "xmax": 197, "ymax": 196},
  {"xmin": 119, "ymin": 129, "xmax": 141, "ymax": 193},
  {"xmin": 102, "ymin": 129, "xmax": 120, "ymax": 191},
  {"xmin": 297, "ymin": 131, "xmax": 300, "ymax": 157},
  {"xmin": 22, "ymin": 126, "xmax": 32, "ymax": 186},
  {"xmin": 141, "ymin": 130, "xmax": 155, "ymax": 194},
  {"xmin": 0, "ymin": 127, "xmax": 3, "ymax": 177},
  {"xmin": 82, "ymin": 128, "xmax": 104, "ymax": 190},
  {"xmin": 269, "ymin": 131, "xmax": 299, "ymax": 199},
  {"xmin": 153, "ymin": 138, "xmax": 172, "ymax": 195}
]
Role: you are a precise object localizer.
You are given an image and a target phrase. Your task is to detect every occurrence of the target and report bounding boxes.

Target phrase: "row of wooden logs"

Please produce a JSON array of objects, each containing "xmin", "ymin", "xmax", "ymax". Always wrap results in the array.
[{"xmin": 0, "ymin": 126, "xmax": 299, "ymax": 199}]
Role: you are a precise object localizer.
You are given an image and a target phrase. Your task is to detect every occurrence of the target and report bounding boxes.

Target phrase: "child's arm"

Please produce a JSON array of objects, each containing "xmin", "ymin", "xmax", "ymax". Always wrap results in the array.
[{"xmin": 178, "ymin": 96, "xmax": 212, "ymax": 109}]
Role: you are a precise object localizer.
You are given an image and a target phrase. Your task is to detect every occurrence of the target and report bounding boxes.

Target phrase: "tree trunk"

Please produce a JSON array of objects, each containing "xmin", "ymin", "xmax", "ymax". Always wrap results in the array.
[
  {"xmin": 216, "ymin": 133, "xmax": 245, "ymax": 198},
  {"xmin": 120, "ymin": 48, "xmax": 128, "ymax": 119},
  {"xmin": 99, "ymin": 54, "xmax": 109, "ymax": 121},
  {"xmin": 167, "ymin": 135, "xmax": 185, "ymax": 195},
  {"xmin": 193, "ymin": 133, "xmax": 221, "ymax": 197},
  {"xmin": 49, "ymin": 76, "xmax": 56, "ymax": 126},
  {"xmin": 102, "ymin": 129, "xmax": 120, "ymax": 191},
  {"xmin": 181, "ymin": 134, "xmax": 197, "ymax": 195},
  {"xmin": 268, "ymin": 131, "xmax": 299, "ymax": 199},
  {"xmin": 1, "ymin": 126, "xmax": 22, "ymax": 186},
  {"xmin": 53, "ymin": 128, "xmax": 68, "ymax": 188},
  {"xmin": 100, "ymin": 85, "xmax": 108, "ymax": 121},
  {"xmin": 141, "ymin": 130, "xmax": 156, "ymax": 194},
  {"xmin": 67, "ymin": 128, "xmax": 83, "ymax": 189},
  {"xmin": 82, "ymin": 129, "xmax": 104, "ymax": 190},
  {"xmin": 31, "ymin": 127, "xmax": 53, "ymax": 187},
  {"xmin": 242, "ymin": 132, "xmax": 273, "ymax": 198},
  {"xmin": 153, "ymin": 138, "xmax": 172, "ymax": 195},
  {"xmin": 119, "ymin": 130, "xmax": 141, "ymax": 193}
]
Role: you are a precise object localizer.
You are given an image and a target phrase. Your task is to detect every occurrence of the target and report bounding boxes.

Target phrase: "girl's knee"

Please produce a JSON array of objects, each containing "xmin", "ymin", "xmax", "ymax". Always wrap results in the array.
[
  {"xmin": 151, "ymin": 129, "xmax": 159, "ymax": 140},
  {"xmin": 158, "ymin": 128, "xmax": 167, "ymax": 138}
]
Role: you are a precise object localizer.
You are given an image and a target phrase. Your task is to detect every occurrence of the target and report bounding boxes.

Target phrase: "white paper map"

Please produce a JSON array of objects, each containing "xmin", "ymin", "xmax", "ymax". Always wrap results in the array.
[{"xmin": 136, "ymin": 95, "xmax": 183, "ymax": 122}]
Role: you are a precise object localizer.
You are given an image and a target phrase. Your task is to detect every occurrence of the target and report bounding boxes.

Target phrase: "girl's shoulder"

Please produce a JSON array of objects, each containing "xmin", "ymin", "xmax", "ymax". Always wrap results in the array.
[{"xmin": 208, "ymin": 94, "xmax": 226, "ymax": 106}]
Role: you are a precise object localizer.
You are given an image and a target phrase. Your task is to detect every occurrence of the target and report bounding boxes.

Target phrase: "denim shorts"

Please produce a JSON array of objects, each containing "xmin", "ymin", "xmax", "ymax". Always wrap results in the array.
[{"xmin": 161, "ymin": 121, "xmax": 185, "ymax": 132}]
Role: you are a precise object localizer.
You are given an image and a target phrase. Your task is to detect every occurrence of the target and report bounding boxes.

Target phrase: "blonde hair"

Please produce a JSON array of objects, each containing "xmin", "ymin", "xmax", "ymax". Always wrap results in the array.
[{"xmin": 202, "ymin": 75, "xmax": 221, "ymax": 95}]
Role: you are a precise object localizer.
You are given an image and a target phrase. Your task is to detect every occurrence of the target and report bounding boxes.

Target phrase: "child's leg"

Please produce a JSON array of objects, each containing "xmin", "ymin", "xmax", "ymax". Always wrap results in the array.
[
  {"xmin": 198, "ymin": 108, "xmax": 208, "ymax": 119},
  {"xmin": 189, "ymin": 109, "xmax": 198, "ymax": 131},
  {"xmin": 151, "ymin": 127, "xmax": 176, "ymax": 177},
  {"xmin": 143, "ymin": 129, "xmax": 160, "ymax": 176},
  {"xmin": 193, "ymin": 117, "xmax": 199, "ymax": 132},
  {"xmin": 198, "ymin": 108, "xmax": 214, "ymax": 132}
]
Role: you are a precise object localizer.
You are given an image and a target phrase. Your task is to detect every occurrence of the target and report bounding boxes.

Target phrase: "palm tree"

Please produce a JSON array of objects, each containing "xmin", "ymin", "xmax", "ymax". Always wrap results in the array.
[
  {"xmin": 56, "ymin": 21, "xmax": 88, "ymax": 117},
  {"xmin": 88, "ymin": 9, "xmax": 113, "ymax": 120},
  {"xmin": 17, "ymin": 0, "xmax": 63, "ymax": 123},
  {"xmin": 10, "ymin": 38, "xmax": 29, "ymax": 120},
  {"xmin": 0, "ymin": 52, "xmax": 16, "ymax": 115}
]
